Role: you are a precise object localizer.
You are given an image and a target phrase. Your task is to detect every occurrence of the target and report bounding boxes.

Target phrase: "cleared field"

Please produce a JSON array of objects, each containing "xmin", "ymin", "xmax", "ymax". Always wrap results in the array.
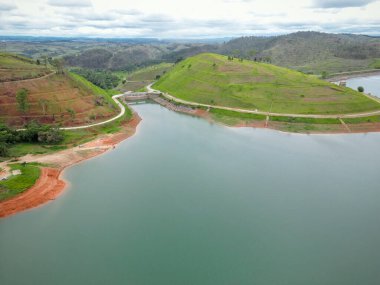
[
  {"xmin": 0, "ymin": 53, "xmax": 51, "ymax": 82},
  {"xmin": 120, "ymin": 63, "xmax": 173, "ymax": 92},
  {"xmin": 0, "ymin": 163, "xmax": 41, "ymax": 201},
  {"xmin": 0, "ymin": 72, "xmax": 118, "ymax": 127},
  {"xmin": 154, "ymin": 53, "xmax": 380, "ymax": 115}
]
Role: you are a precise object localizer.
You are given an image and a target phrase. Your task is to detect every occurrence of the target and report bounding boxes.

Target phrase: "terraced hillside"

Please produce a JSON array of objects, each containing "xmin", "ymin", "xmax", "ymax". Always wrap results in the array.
[
  {"xmin": 0, "ymin": 53, "xmax": 51, "ymax": 82},
  {"xmin": 0, "ymin": 53, "xmax": 118, "ymax": 127},
  {"xmin": 154, "ymin": 53, "xmax": 380, "ymax": 115}
]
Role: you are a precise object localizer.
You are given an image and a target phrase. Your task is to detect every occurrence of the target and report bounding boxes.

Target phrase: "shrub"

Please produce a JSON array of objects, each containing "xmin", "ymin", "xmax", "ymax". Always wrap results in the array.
[{"xmin": 358, "ymin": 86, "xmax": 364, "ymax": 92}]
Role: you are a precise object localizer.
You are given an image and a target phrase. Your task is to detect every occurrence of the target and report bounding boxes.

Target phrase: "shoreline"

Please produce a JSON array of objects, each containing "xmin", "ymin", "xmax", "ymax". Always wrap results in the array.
[
  {"xmin": 150, "ymin": 96, "xmax": 380, "ymax": 135},
  {"xmin": 0, "ymin": 113, "xmax": 141, "ymax": 219},
  {"xmin": 327, "ymin": 70, "xmax": 380, "ymax": 82}
]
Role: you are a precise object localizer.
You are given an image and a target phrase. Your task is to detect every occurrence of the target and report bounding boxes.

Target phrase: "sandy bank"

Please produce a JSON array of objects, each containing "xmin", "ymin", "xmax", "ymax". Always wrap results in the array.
[{"xmin": 0, "ymin": 114, "xmax": 141, "ymax": 218}]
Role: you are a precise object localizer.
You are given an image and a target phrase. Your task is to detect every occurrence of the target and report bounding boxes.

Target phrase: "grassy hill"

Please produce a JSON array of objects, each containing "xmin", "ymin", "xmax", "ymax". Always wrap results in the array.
[
  {"xmin": 119, "ymin": 63, "xmax": 173, "ymax": 92},
  {"xmin": 219, "ymin": 32, "xmax": 380, "ymax": 74},
  {"xmin": 0, "ymin": 53, "xmax": 51, "ymax": 82},
  {"xmin": 153, "ymin": 53, "xmax": 380, "ymax": 115},
  {"xmin": 0, "ymin": 53, "xmax": 118, "ymax": 127}
]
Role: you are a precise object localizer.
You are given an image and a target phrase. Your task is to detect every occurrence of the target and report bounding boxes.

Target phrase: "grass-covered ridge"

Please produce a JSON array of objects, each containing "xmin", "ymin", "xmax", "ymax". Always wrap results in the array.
[
  {"xmin": 154, "ymin": 53, "xmax": 380, "ymax": 115},
  {"xmin": 0, "ymin": 52, "xmax": 51, "ymax": 82}
]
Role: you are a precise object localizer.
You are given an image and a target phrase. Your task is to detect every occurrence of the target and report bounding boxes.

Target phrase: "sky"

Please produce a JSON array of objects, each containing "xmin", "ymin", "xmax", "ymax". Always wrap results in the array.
[{"xmin": 0, "ymin": 0, "xmax": 379, "ymax": 38}]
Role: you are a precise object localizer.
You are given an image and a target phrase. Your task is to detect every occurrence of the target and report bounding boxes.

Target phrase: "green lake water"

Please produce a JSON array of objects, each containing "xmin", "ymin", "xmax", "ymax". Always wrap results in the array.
[{"xmin": 1, "ymin": 103, "xmax": 380, "ymax": 285}]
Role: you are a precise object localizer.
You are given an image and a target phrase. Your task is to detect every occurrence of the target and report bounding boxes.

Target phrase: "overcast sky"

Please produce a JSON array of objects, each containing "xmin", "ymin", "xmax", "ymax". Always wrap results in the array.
[{"xmin": 0, "ymin": 0, "xmax": 379, "ymax": 38}]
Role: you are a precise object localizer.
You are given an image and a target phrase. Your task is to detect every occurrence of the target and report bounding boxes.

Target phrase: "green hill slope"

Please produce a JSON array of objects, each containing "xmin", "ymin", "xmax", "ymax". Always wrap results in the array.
[
  {"xmin": 153, "ymin": 53, "xmax": 380, "ymax": 115},
  {"xmin": 0, "ymin": 53, "xmax": 51, "ymax": 82}
]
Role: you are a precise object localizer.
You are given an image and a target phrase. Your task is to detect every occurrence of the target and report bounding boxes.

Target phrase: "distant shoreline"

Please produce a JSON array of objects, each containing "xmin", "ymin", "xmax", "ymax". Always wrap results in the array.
[{"xmin": 328, "ymin": 70, "xmax": 380, "ymax": 82}]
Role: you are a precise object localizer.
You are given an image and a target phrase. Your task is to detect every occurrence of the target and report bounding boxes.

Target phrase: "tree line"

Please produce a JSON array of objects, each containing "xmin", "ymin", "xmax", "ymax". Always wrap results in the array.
[
  {"xmin": 0, "ymin": 122, "xmax": 64, "ymax": 157},
  {"xmin": 72, "ymin": 68, "xmax": 120, "ymax": 89}
]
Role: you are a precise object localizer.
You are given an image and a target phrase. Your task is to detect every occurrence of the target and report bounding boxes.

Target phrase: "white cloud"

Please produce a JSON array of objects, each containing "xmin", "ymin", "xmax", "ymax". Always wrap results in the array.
[
  {"xmin": 0, "ymin": 0, "xmax": 379, "ymax": 37},
  {"xmin": 47, "ymin": 0, "xmax": 92, "ymax": 8},
  {"xmin": 313, "ymin": 0, "xmax": 377, "ymax": 8},
  {"xmin": 0, "ymin": 2, "xmax": 17, "ymax": 11}
]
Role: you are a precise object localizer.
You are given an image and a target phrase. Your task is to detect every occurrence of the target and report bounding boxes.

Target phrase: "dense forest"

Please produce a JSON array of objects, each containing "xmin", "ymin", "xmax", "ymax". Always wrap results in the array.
[
  {"xmin": 0, "ymin": 122, "xmax": 63, "ymax": 157},
  {"xmin": 71, "ymin": 68, "xmax": 120, "ymax": 89}
]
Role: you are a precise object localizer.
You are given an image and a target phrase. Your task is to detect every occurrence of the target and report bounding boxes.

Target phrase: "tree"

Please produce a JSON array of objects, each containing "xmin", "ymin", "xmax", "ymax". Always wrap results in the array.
[
  {"xmin": 175, "ymin": 57, "xmax": 183, "ymax": 64},
  {"xmin": 248, "ymin": 49, "xmax": 257, "ymax": 58},
  {"xmin": 38, "ymin": 129, "xmax": 64, "ymax": 144},
  {"xmin": 16, "ymin": 88, "xmax": 29, "ymax": 114},
  {"xmin": 36, "ymin": 59, "xmax": 40, "ymax": 65},
  {"xmin": 52, "ymin": 58, "xmax": 65, "ymax": 74},
  {"xmin": 321, "ymin": 71, "xmax": 328, "ymax": 79},
  {"xmin": 38, "ymin": 99, "xmax": 49, "ymax": 115},
  {"xmin": 66, "ymin": 108, "xmax": 76, "ymax": 120},
  {"xmin": 43, "ymin": 55, "xmax": 48, "ymax": 67},
  {"xmin": 358, "ymin": 86, "xmax": 364, "ymax": 92},
  {"xmin": 0, "ymin": 142, "xmax": 9, "ymax": 157}
]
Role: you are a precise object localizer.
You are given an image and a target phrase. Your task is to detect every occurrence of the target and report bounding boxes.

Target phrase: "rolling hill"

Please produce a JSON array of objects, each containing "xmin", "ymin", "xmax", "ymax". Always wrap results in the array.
[
  {"xmin": 219, "ymin": 32, "xmax": 380, "ymax": 74},
  {"xmin": 0, "ymin": 53, "xmax": 51, "ymax": 82},
  {"xmin": 0, "ymin": 53, "xmax": 118, "ymax": 127},
  {"xmin": 153, "ymin": 53, "xmax": 380, "ymax": 115}
]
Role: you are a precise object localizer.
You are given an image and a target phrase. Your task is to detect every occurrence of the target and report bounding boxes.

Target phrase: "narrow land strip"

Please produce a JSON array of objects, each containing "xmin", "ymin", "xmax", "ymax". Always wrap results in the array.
[{"xmin": 147, "ymin": 84, "xmax": 380, "ymax": 119}]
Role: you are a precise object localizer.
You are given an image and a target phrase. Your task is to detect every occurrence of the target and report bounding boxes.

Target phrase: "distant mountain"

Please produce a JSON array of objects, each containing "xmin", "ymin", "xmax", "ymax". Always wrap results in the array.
[
  {"xmin": 63, "ymin": 43, "xmax": 217, "ymax": 71},
  {"xmin": 219, "ymin": 32, "xmax": 380, "ymax": 74},
  {"xmin": 3, "ymin": 32, "xmax": 380, "ymax": 74}
]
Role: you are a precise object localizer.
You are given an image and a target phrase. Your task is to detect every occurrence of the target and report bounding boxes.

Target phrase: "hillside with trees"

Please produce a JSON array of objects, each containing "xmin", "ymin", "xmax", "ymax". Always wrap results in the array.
[
  {"xmin": 219, "ymin": 32, "xmax": 380, "ymax": 74},
  {"xmin": 0, "ymin": 53, "xmax": 118, "ymax": 127}
]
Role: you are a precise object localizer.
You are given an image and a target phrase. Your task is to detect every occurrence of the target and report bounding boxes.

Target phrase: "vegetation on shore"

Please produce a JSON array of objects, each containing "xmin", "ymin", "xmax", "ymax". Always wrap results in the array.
[
  {"xmin": 0, "ymin": 122, "xmax": 64, "ymax": 157},
  {"xmin": 0, "ymin": 52, "xmax": 134, "ymax": 159},
  {"xmin": 0, "ymin": 163, "xmax": 41, "ymax": 201}
]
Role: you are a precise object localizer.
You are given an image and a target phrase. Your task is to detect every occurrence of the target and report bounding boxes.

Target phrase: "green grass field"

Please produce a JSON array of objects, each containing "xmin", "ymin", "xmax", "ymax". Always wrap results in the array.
[
  {"xmin": 0, "ymin": 163, "xmax": 41, "ymax": 201},
  {"xmin": 120, "ymin": 63, "xmax": 173, "ymax": 92},
  {"xmin": 154, "ymin": 53, "xmax": 380, "ymax": 115},
  {"xmin": 0, "ymin": 53, "xmax": 51, "ymax": 82},
  {"xmin": 370, "ymin": 59, "xmax": 380, "ymax": 69}
]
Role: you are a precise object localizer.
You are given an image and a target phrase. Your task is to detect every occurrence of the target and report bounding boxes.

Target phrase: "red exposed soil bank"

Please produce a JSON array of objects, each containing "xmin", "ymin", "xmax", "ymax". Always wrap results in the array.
[{"xmin": 0, "ymin": 114, "xmax": 141, "ymax": 218}]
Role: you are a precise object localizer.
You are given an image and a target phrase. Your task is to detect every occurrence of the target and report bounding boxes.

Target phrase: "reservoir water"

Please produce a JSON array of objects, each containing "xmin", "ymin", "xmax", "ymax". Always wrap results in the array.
[
  {"xmin": 1, "ymin": 101, "xmax": 380, "ymax": 284},
  {"xmin": 346, "ymin": 74, "xmax": 380, "ymax": 97}
]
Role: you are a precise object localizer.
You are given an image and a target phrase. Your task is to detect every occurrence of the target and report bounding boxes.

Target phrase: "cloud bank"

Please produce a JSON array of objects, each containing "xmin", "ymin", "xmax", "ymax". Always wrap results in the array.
[{"xmin": 0, "ymin": 0, "xmax": 379, "ymax": 38}]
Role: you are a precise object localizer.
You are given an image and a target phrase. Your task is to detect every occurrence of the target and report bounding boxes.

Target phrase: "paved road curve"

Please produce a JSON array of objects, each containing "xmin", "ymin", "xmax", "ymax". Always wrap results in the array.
[
  {"xmin": 16, "ymin": 93, "xmax": 127, "ymax": 131},
  {"xmin": 60, "ymin": 94, "xmax": 126, "ymax": 130}
]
